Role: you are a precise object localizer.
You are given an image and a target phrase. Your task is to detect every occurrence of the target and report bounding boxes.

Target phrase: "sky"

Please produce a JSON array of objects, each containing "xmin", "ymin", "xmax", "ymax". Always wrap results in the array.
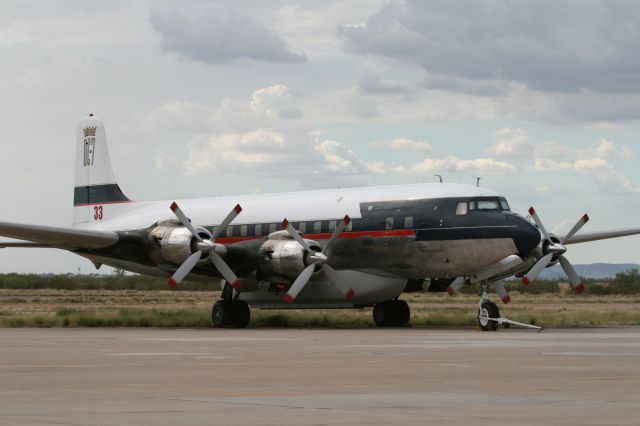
[{"xmin": 2, "ymin": 0, "xmax": 640, "ymax": 273}]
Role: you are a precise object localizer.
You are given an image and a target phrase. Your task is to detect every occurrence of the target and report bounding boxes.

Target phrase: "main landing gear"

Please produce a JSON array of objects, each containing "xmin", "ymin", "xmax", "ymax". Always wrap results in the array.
[
  {"xmin": 211, "ymin": 282, "xmax": 251, "ymax": 328},
  {"xmin": 373, "ymin": 299, "xmax": 411, "ymax": 327}
]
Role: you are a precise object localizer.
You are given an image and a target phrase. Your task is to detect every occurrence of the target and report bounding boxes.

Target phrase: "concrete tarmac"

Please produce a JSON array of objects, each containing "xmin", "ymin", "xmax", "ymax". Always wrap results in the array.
[{"xmin": 1, "ymin": 327, "xmax": 640, "ymax": 425}]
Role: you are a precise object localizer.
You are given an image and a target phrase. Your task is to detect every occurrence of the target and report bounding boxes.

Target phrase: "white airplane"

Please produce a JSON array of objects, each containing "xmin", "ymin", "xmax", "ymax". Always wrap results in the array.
[{"xmin": 2, "ymin": 115, "xmax": 640, "ymax": 330}]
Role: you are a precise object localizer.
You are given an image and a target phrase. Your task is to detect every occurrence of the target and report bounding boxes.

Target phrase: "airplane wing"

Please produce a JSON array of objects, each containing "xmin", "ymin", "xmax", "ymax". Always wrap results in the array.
[
  {"xmin": 0, "ymin": 221, "xmax": 119, "ymax": 249},
  {"xmin": 564, "ymin": 228, "xmax": 640, "ymax": 245}
]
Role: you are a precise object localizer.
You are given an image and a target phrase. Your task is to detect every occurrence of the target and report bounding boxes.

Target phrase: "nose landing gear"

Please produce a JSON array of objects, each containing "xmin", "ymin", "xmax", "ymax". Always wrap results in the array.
[{"xmin": 477, "ymin": 281, "xmax": 542, "ymax": 332}]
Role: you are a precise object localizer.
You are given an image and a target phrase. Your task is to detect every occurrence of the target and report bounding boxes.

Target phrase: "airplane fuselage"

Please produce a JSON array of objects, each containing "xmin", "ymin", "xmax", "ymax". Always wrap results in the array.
[{"xmin": 75, "ymin": 182, "xmax": 541, "ymax": 306}]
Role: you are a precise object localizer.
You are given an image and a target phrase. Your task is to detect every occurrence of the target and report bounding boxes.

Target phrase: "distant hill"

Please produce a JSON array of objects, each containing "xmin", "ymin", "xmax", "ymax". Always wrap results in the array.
[{"xmin": 539, "ymin": 263, "xmax": 640, "ymax": 280}]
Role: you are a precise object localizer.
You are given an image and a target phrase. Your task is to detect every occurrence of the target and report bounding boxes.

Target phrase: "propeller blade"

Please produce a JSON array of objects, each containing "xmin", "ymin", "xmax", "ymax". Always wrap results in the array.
[
  {"xmin": 284, "ymin": 264, "xmax": 315, "ymax": 304},
  {"xmin": 561, "ymin": 214, "xmax": 590, "ymax": 244},
  {"xmin": 528, "ymin": 207, "xmax": 549, "ymax": 240},
  {"xmin": 522, "ymin": 253, "xmax": 554, "ymax": 285},
  {"xmin": 213, "ymin": 204, "xmax": 243, "ymax": 239},
  {"xmin": 321, "ymin": 264, "xmax": 355, "ymax": 300},
  {"xmin": 170, "ymin": 202, "xmax": 202, "ymax": 241},
  {"xmin": 282, "ymin": 219, "xmax": 312, "ymax": 253},
  {"xmin": 446, "ymin": 277, "xmax": 465, "ymax": 295},
  {"xmin": 324, "ymin": 215, "xmax": 351, "ymax": 253},
  {"xmin": 558, "ymin": 255, "xmax": 585, "ymax": 293},
  {"xmin": 168, "ymin": 250, "xmax": 202, "ymax": 288},
  {"xmin": 210, "ymin": 251, "xmax": 241, "ymax": 290},
  {"xmin": 494, "ymin": 282, "xmax": 511, "ymax": 304}
]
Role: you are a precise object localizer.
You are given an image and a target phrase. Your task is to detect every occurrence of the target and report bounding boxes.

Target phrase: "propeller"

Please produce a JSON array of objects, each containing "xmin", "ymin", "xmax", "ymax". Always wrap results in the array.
[
  {"xmin": 167, "ymin": 202, "xmax": 243, "ymax": 290},
  {"xmin": 522, "ymin": 207, "xmax": 588, "ymax": 293},
  {"xmin": 281, "ymin": 216, "xmax": 355, "ymax": 304},
  {"xmin": 446, "ymin": 277, "xmax": 512, "ymax": 304}
]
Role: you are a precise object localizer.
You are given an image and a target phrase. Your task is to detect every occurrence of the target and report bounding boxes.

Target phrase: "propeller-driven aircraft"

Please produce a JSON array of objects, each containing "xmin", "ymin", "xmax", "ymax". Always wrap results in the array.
[{"xmin": 2, "ymin": 115, "xmax": 639, "ymax": 329}]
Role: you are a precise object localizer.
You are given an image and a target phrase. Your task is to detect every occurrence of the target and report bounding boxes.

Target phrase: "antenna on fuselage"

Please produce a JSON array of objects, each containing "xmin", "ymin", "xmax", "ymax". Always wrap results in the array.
[
  {"xmin": 434, "ymin": 175, "xmax": 443, "ymax": 183},
  {"xmin": 476, "ymin": 177, "xmax": 481, "ymax": 187}
]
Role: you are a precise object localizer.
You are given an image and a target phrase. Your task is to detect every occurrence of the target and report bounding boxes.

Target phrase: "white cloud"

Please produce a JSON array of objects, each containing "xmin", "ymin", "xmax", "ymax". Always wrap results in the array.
[
  {"xmin": 488, "ymin": 129, "xmax": 633, "ymax": 161},
  {"xmin": 371, "ymin": 138, "xmax": 434, "ymax": 152},
  {"xmin": 411, "ymin": 156, "xmax": 515, "ymax": 174},
  {"xmin": 250, "ymin": 84, "xmax": 302, "ymax": 119},
  {"xmin": 484, "ymin": 128, "xmax": 531, "ymax": 158}
]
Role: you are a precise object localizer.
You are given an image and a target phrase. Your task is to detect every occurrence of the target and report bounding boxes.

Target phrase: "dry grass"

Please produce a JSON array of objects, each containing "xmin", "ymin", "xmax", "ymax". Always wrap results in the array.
[{"xmin": 1, "ymin": 289, "xmax": 639, "ymax": 328}]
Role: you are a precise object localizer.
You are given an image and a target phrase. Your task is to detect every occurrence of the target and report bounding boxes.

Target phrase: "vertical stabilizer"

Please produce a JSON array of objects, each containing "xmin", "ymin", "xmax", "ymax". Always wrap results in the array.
[{"xmin": 73, "ymin": 115, "xmax": 132, "ymax": 226}]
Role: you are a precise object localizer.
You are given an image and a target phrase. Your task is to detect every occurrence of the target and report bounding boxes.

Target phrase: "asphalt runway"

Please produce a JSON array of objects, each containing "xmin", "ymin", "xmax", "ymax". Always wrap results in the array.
[{"xmin": 1, "ymin": 328, "xmax": 640, "ymax": 425}]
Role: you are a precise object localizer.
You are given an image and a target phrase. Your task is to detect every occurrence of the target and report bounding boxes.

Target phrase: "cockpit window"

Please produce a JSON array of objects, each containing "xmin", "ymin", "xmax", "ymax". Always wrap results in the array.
[
  {"xmin": 476, "ymin": 200, "xmax": 501, "ymax": 210},
  {"xmin": 499, "ymin": 198, "xmax": 511, "ymax": 211},
  {"xmin": 456, "ymin": 202, "xmax": 468, "ymax": 215}
]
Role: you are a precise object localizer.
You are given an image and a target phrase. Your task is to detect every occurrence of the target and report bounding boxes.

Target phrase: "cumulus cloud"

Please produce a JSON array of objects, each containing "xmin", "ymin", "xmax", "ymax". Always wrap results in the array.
[
  {"xmin": 250, "ymin": 84, "xmax": 302, "ymax": 119},
  {"xmin": 150, "ymin": 7, "xmax": 306, "ymax": 65},
  {"xmin": 484, "ymin": 128, "xmax": 532, "ymax": 158},
  {"xmin": 339, "ymin": 0, "xmax": 640, "ymax": 94},
  {"xmin": 371, "ymin": 138, "xmax": 435, "ymax": 152},
  {"xmin": 182, "ymin": 130, "xmax": 383, "ymax": 184},
  {"xmin": 486, "ymin": 128, "xmax": 633, "ymax": 160},
  {"xmin": 147, "ymin": 84, "xmax": 383, "ymax": 185},
  {"xmin": 144, "ymin": 84, "xmax": 303, "ymax": 133},
  {"xmin": 411, "ymin": 156, "xmax": 515, "ymax": 174},
  {"xmin": 486, "ymin": 128, "xmax": 640, "ymax": 194}
]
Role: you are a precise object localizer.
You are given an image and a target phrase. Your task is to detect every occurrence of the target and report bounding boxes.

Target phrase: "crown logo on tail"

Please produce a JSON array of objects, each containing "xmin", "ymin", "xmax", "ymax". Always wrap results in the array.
[{"xmin": 83, "ymin": 127, "xmax": 97, "ymax": 137}]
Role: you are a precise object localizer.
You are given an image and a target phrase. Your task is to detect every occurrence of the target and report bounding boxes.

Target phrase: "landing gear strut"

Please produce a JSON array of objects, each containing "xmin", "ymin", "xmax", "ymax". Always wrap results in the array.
[
  {"xmin": 477, "ymin": 281, "xmax": 542, "ymax": 332},
  {"xmin": 373, "ymin": 299, "xmax": 410, "ymax": 327},
  {"xmin": 211, "ymin": 282, "xmax": 251, "ymax": 328}
]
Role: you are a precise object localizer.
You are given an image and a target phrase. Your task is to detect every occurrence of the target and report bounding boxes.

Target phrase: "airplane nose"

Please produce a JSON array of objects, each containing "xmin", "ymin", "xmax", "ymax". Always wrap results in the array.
[{"xmin": 512, "ymin": 215, "xmax": 542, "ymax": 255}]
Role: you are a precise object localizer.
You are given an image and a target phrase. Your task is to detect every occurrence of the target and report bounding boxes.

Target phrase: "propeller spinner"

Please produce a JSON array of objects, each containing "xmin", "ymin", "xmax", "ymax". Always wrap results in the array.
[
  {"xmin": 167, "ymin": 202, "xmax": 243, "ymax": 290},
  {"xmin": 523, "ymin": 207, "xmax": 589, "ymax": 293},
  {"xmin": 281, "ymin": 216, "xmax": 355, "ymax": 304}
]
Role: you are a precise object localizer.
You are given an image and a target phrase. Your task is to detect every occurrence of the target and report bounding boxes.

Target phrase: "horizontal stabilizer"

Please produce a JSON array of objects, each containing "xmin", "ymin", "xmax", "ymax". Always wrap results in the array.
[{"xmin": 0, "ymin": 221, "xmax": 119, "ymax": 249}]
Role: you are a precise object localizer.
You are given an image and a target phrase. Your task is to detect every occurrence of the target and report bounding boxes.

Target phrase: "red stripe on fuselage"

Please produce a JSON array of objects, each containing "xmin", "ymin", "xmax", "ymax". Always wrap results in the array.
[{"xmin": 214, "ymin": 229, "xmax": 415, "ymax": 244}]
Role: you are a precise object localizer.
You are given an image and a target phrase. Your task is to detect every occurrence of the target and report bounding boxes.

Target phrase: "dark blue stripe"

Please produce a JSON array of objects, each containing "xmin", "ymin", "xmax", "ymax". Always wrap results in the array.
[{"xmin": 74, "ymin": 184, "xmax": 130, "ymax": 205}]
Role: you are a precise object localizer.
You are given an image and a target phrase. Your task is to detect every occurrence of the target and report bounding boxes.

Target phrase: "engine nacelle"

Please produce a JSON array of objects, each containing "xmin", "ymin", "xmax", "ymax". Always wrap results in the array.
[
  {"xmin": 148, "ymin": 224, "xmax": 211, "ymax": 266},
  {"xmin": 257, "ymin": 235, "xmax": 322, "ymax": 280}
]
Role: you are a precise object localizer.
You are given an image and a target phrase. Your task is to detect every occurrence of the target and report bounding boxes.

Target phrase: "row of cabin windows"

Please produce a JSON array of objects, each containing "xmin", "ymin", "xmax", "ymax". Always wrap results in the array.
[
  {"xmin": 216, "ymin": 220, "xmax": 355, "ymax": 238},
  {"xmin": 215, "ymin": 216, "xmax": 417, "ymax": 238}
]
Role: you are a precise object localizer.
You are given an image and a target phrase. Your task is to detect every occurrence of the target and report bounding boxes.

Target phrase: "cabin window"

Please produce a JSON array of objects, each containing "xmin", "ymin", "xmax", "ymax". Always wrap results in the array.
[
  {"xmin": 384, "ymin": 217, "xmax": 394, "ymax": 230},
  {"xmin": 269, "ymin": 223, "xmax": 276, "ymax": 234},
  {"xmin": 255, "ymin": 224, "xmax": 262, "ymax": 236},
  {"xmin": 329, "ymin": 221, "xmax": 336, "ymax": 232},
  {"xmin": 299, "ymin": 222, "xmax": 306, "ymax": 234},
  {"xmin": 240, "ymin": 225, "xmax": 247, "ymax": 237},
  {"xmin": 456, "ymin": 202, "xmax": 468, "ymax": 216},
  {"xmin": 227, "ymin": 225, "xmax": 234, "ymax": 237},
  {"xmin": 314, "ymin": 221, "xmax": 321, "ymax": 233},
  {"xmin": 404, "ymin": 216, "xmax": 414, "ymax": 228}
]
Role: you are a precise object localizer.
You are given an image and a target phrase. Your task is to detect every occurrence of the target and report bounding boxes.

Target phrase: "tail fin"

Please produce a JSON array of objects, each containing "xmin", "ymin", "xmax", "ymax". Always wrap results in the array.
[{"xmin": 73, "ymin": 114, "xmax": 133, "ymax": 226}]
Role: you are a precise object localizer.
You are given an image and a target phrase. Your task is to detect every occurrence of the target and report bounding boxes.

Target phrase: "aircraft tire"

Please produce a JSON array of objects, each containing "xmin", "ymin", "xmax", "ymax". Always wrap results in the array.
[
  {"xmin": 394, "ymin": 300, "xmax": 410, "ymax": 326},
  {"xmin": 212, "ymin": 301, "xmax": 229, "ymax": 327},
  {"xmin": 373, "ymin": 302, "xmax": 392, "ymax": 327},
  {"xmin": 478, "ymin": 301, "xmax": 500, "ymax": 331},
  {"xmin": 231, "ymin": 300, "xmax": 250, "ymax": 328}
]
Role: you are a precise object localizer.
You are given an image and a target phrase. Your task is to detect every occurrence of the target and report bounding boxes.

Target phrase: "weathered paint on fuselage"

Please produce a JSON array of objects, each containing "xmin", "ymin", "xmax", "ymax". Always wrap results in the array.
[{"xmin": 76, "ymin": 183, "xmax": 541, "ymax": 282}]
